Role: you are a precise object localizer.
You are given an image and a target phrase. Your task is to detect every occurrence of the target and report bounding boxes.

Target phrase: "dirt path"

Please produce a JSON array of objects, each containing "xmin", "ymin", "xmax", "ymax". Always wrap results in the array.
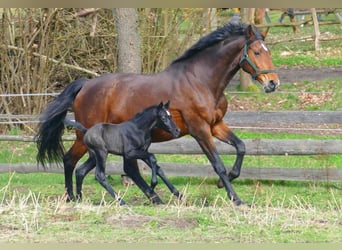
[{"xmin": 230, "ymin": 66, "xmax": 342, "ymax": 85}]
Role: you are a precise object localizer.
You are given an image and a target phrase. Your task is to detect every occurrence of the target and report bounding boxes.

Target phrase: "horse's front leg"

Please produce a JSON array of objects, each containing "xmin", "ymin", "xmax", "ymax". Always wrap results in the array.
[
  {"xmin": 123, "ymin": 158, "xmax": 164, "ymax": 204},
  {"xmin": 126, "ymin": 150, "xmax": 159, "ymax": 191},
  {"xmin": 155, "ymin": 163, "xmax": 182, "ymax": 200},
  {"xmin": 192, "ymin": 126, "xmax": 243, "ymax": 205},
  {"xmin": 139, "ymin": 153, "xmax": 158, "ymax": 191},
  {"xmin": 212, "ymin": 120, "xmax": 246, "ymax": 187}
]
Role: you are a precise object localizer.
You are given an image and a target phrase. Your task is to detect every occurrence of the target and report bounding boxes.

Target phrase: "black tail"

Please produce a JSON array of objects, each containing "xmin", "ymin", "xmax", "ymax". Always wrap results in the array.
[
  {"xmin": 63, "ymin": 118, "xmax": 88, "ymax": 134},
  {"xmin": 35, "ymin": 79, "xmax": 87, "ymax": 167}
]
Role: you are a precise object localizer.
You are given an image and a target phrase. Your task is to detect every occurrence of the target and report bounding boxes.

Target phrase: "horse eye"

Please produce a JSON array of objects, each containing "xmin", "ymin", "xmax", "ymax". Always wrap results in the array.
[{"xmin": 254, "ymin": 51, "xmax": 260, "ymax": 56}]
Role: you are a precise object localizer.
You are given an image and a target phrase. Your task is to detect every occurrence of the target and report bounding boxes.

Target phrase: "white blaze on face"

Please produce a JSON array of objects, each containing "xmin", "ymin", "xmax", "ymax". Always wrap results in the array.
[
  {"xmin": 261, "ymin": 42, "xmax": 268, "ymax": 52},
  {"xmin": 166, "ymin": 110, "xmax": 171, "ymax": 116}
]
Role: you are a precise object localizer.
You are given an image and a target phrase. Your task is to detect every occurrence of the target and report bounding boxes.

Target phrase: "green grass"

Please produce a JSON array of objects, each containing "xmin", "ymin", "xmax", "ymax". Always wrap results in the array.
[
  {"xmin": 0, "ymin": 171, "xmax": 341, "ymax": 243},
  {"xmin": 227, "ymin": 78, "xmax": 342, "ymax": 111},
  {"xmin": 260, "ymin": 10, "xmax": 342, "ymax": 67}
]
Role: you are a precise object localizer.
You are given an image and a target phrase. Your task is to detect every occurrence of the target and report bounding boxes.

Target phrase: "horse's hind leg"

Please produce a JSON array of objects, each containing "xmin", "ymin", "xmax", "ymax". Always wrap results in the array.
[
  {"xmin": 94, "ymin": 149, "xmax": 125, "ymax": 205},
  {"xmin": 75, "ymin": 154, "xmax": 96, "ymax": 201},
  {"xmin": 63, "ymin": 139, "xmax": 88, "ymax": 201},
  {"xmin": 123, "ymin": 157, "xmax": 164, "ymax": 204}
]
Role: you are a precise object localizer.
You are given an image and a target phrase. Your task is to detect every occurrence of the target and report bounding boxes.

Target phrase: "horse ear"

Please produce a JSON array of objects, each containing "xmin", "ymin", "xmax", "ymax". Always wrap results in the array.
[
  {"xmin": 261, "ymin": 27, "xmax": 269, "ymax": 39},
  {"xmin": 164, "ymin": 100, "xmax": 170, "ymax": 109},
  {"xmin": 158, "ymin": 101, "xmax": 163, "ymax": 108},
  {"xmin": 246, "ymin": 25, "xmax": 256, "ymax": 40}
]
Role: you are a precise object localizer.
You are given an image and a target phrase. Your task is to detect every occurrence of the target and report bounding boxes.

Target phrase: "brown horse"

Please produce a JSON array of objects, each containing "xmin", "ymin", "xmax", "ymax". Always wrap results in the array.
[{"xmin": 36, "ymin": 22, "xmax": 280, "ymax": 205}]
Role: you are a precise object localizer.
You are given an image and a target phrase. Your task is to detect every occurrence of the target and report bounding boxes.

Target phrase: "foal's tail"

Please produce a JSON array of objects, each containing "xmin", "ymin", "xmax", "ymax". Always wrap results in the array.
[
  {"xmin": 63, "ymin": 119, "xmax": 88, "ymax": 134},
  {"xmin": 35, "ymin": 79, "xmax": 87, "ymax": 167}
]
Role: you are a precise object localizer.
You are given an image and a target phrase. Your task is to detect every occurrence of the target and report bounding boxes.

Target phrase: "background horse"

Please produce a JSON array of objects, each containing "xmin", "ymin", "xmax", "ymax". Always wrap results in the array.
[
  {"xmin": 36, "ymin": 22, "xmax": 280, "ymax": 206},
  {"xmin": 64, "ymin": 101, "xmax": 180, "ymax": 205}
]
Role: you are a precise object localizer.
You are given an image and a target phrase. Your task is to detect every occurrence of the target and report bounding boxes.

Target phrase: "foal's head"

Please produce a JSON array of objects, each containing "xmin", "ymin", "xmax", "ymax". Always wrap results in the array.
[{"xmin": 155, "ymin": 101, "xmax": 180, "ymax": 138}]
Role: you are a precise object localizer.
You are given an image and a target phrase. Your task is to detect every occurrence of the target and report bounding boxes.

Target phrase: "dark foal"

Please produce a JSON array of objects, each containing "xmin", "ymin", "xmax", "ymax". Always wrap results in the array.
[{"xmin": 64, "ymin": 101, "xmax": 180, "ymax": 205}]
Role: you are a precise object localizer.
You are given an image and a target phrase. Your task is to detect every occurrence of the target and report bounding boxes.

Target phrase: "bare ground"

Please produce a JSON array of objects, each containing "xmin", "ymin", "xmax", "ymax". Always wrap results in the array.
[
  {"xmin": 230, "ymin": 66, "xmax": 342, "ymax": 85},
  {"xmin": 228, "ymin": 66, "xmax": 342, "ymax": 136}
]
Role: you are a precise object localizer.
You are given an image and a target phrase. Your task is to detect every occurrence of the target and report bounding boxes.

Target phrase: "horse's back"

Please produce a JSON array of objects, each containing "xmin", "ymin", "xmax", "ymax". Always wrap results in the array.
[
  {"xmin": 73, "ymin": 72, "xmax": 176, "ymax": 127},
  {"xmin": 84, "ymin": 122, "xmax": 125, "ymax": 155}
]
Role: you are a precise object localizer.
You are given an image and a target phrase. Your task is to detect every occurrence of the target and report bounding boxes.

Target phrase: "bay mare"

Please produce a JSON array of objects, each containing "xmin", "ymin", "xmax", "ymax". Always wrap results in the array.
[{"xmin": 36, "ymin": 22, "xmax": 280, "ymax": 205}]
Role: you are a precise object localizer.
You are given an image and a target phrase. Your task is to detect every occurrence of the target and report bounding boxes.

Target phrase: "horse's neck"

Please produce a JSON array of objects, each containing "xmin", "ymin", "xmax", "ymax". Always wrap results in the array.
[
  {"xmin": 197, "ymin": 37, "xmax": 245, "ymax": 98},
  {"xmin": 213, "ymin": 37, "xmax": 245, "ymax": 82},
  {"xmin": 168, "ymin": 36, "xmax": 245, "ymax": 97},
  {"xmin": 132, "ymin": 111, "xmax": 158, "ymax": 133}
]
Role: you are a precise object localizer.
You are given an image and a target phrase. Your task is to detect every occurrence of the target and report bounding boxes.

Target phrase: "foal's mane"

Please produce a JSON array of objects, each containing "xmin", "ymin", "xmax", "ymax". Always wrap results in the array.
[
  {"xmin": 172, "ymin": 22, "xmax": 260, "ymax": 64},
  {"xmin": 130, "ymin": 104, "xmax": 160, "ymax": 125}
]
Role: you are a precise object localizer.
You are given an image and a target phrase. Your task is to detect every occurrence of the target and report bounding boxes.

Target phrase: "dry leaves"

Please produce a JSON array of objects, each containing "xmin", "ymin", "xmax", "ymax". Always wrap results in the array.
[{"xmin": 298, "ymin": 92, "xmax": 333, "ymax": 106}]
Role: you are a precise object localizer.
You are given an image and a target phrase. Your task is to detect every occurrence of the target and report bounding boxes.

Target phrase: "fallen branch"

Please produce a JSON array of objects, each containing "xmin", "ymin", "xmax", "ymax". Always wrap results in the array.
[
  {"xmin": 268, "ymin": 35, "xmax": 342, "ymax": 45},
  {"xmin": 76, "ymin": 8, "xmax": 100, "ymax": 17},
  {"xmin": 3, "ymin": 44, "xmax": 99, "ymax": 76}
]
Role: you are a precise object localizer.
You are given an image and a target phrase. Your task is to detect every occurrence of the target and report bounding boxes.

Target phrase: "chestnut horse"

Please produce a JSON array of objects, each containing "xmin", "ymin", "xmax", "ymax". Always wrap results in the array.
[{"xmin": 36, "ymin": 22, "xmax": 280, "ymax": 205}]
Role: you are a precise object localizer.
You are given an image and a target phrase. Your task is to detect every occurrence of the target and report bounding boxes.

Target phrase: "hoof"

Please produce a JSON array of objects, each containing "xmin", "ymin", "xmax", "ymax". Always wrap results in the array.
[
  {"xmin": 217, "ymin": 179, "xmax": 224, "ymax": 189},
  {"xmin": 65, "ymin": 194, "xmax": 76, "ymax": 203},
  {"xmin": 177, "ymin": 193, "xmax": 184, "ymax": 201},
  {"xmin": 233, "ymin": 199, "xmax": 248, "ymax": 207},
  {"xmin": 150, "ymin": 195, "xmax": 164, "ymax": 205},
  {"xmin": 118, "ymin": 198, "xmax": 126, "ymax": 206}
]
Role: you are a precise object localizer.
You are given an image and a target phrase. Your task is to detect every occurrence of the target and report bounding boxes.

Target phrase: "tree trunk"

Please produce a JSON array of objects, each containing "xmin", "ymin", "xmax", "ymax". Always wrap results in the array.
[
  {"xmin": 239, "ymin": 8, "xmax": 255, "ymax": 91},
  {"xmin": 311, "ymin": 8, "xmax": 321, "ymax": 52},
  {"xmin": 113, "ymin": 8, "xmax": 141, "ymax": 73}
]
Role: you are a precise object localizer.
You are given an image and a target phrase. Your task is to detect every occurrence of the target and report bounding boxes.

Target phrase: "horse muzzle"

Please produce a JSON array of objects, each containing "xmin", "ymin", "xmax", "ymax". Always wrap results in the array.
[
  {"xmin": 263, "ymin": 79, "xmax": 280, "ymax": 93},
  {"xmin": 172, "ymin": 127, "xmax": 181, "ymax": 138}
]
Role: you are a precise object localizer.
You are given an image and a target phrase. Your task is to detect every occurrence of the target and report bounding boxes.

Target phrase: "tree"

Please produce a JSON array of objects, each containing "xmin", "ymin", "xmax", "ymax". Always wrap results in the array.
[
  {"xmin": 239, "ymin": 8, "xmax": 255, "ymax": 91},
  {"xmin": 113, "ymin": 8, "xmax": 141, "ymax": 73}
]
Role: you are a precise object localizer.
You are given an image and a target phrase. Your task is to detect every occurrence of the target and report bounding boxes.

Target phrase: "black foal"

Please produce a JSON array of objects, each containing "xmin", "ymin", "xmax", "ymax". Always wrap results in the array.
[{"xmin": 64, "ymin": 101, "xmax": 180, "ymax": 205}]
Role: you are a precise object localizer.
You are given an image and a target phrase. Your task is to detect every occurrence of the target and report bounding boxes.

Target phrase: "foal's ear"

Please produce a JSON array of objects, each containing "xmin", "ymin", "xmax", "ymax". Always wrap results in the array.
[
  {"xmin": 158, "ymin": 101, "xmax": 163, "ymax": 109},
  {"xmin": 164, "ymin": 100, "xmax": 170, "ymax": 109}
]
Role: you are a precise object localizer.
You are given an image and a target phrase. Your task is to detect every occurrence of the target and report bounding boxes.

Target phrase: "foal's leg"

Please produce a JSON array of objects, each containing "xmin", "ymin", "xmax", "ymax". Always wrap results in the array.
[
  {"xmin": 123, "ymin": 158, "xmax": 164, "ymax": 204},
  {"xmin": 94, "ymin": 149, "xmax": 125, "ymax": 205},
  {"xmin": 155, "ymin": 163, "xmax": 183, "ymax": 199},
  {"xmin": 141, "ymin": 153, "xmax": 182, "ymax": 199},
  {"xmin": 212, "ymin": 120, "xmax": 246, "ymax": 186},
  {"xmin": 75, "ymin": 154, "xmax": 96, "ymax": 201},
  {"xmin": 139, "ymin": 152, "xmax": 159, "ymax": 191}
]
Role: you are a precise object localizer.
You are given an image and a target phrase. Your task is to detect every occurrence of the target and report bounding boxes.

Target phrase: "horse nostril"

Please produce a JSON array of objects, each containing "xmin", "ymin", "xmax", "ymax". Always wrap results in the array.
[
  {"xmin": 175, "ymin": 128, "xmax": 181, "ymax": 136},
  {"xmin": 269, "ymin": 80, "xmax": 277, "ymax": 90}
]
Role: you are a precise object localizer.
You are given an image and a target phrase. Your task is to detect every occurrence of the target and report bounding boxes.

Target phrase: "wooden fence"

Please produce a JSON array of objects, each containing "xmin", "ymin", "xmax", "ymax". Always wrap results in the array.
[{"xmin": 1, "ymin": 110, "xmax": 341, "ymax": 182}]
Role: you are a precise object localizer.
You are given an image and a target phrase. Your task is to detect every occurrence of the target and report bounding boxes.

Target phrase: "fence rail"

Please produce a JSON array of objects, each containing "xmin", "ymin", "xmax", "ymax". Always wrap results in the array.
[
  {"xmin": 0, "ymin": 110, "xmax": 341, "ymax": 182},
  {"xmin": 1, "ymin": 162, "xmax": 341, "ymax": 182},
  {"xmin": 1, "ymin": 110, "xmax": 342, "ymax": 125}
]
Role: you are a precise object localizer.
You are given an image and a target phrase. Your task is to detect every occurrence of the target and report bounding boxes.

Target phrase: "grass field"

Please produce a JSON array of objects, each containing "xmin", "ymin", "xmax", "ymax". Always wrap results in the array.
[
  {"xmin": 1, "ymin": 9, "xmax": 342, "ymax": 243},
  {"xmin": 0, "ymin": 171, "xmax": 341, "ymax": 243}
]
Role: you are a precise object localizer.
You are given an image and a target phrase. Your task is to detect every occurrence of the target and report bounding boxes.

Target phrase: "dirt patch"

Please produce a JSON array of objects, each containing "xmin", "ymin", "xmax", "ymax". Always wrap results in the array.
[
  {"xmin": 277, "ymin": 66, "xmax": 342, "ymax": 83},
  {"xmin": 229, "ymin": 66, "xmax": 342, "ymax": 86},
  {"xmin": 106, "ymin": 214, "xmax": 198, "ymax": 229}
]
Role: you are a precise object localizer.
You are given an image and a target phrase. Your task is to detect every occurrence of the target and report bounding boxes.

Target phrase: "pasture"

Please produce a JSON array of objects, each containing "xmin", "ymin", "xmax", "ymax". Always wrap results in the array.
[
  {"xmin": 1, "ymin": 76, "xmax": 341, "ymax": 242},
  {"xmin": 1, "ymin": 9, "xmax": 342, "ymax": 243}
]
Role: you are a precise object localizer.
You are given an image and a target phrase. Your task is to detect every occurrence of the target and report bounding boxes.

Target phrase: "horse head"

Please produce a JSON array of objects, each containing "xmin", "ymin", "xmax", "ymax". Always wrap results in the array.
[{"xmin": 239, "ymin": 25, "xmax": 280, "ymax": 93}]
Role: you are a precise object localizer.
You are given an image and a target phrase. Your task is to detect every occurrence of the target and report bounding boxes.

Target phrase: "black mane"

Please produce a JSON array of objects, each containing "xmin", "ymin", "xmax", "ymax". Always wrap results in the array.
[{"xmin": 172, "ymin": 22, "xmax": 251, "ymax": 64}]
